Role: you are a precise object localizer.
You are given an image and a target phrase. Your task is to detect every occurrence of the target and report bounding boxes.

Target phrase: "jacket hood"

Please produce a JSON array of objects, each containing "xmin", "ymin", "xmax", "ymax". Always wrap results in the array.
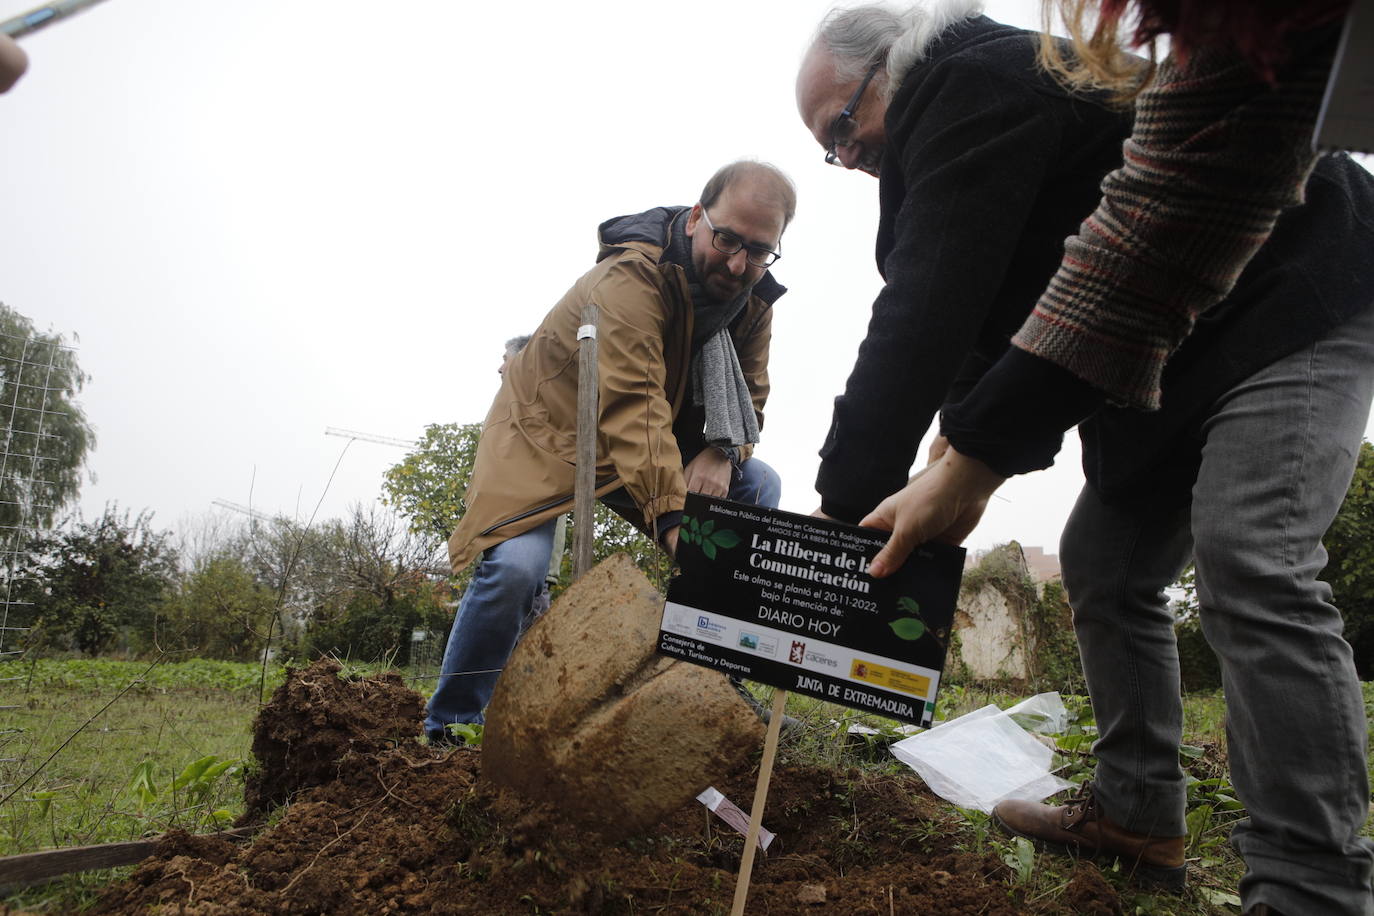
[{"xmin": 595, "ymin": 206, "xmax": 787, "ymax": 306}]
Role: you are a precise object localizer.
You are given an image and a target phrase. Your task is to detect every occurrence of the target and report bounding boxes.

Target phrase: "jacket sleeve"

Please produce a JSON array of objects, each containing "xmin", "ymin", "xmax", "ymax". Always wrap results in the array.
[
  {"xmin": 1011, "ymin": 32, "xmax": 1336, "ymax": 410},
  {"xmin": 588, "ymin": 257, "xmax": 686, "ymax": 527},
  {"xmin": 815, "ymin": 60, "xmax": 1061, "ymax": 521},
  {"xmin": 730, "ymin": 301, "xmax": 774, "ymax": 464}
]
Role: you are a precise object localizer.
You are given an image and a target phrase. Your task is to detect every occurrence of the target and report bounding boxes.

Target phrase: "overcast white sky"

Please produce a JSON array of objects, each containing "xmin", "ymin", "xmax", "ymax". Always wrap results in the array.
[{"xmin": 3, "ymin": 0, "xmax": 1371, "ymax": 558}]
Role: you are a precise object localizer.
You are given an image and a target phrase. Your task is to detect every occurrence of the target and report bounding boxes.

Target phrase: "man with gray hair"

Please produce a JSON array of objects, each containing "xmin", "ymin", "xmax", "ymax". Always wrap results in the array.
[
  {"xmin": 498, "ymin": 335, "xmax": 530, "ymax": 377},
  {"xmin": 425, "ymin": 160, "xmax": 794, "ymax": 741},
  {"xmin": 795, "ymin": 0, "xmax": 1128, "ymax": 520},
  {"xmin": 796, "ymin": 4, "xmax": 1374, "ymax": 912}
]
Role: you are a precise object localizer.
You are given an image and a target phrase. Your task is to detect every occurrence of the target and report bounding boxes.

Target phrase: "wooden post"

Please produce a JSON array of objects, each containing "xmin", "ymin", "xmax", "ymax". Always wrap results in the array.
[
  {"xmin": 0, "ymin": 826, "xmax": 257, "ymax": 891},
  {"xmin": 573, "ymin": 304, "xmax": 599, "ymax": 581},
  {"xmin": 730, "ymin": 689, "xmax": 788, "ymax": 916}
]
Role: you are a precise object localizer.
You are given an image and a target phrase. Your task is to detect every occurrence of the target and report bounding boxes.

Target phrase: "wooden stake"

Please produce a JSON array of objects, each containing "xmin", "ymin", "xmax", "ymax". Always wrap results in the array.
[
  {"xmin": 573, "ymin": 303, "xmax": 599, "ymax": 581},
  {"xmin": 730, "ymin": 689, "xmax": 788, "ymax": 916},
  {"xmin": 0, "ymin": 826, "xmax": 257, "ymax": 890}
]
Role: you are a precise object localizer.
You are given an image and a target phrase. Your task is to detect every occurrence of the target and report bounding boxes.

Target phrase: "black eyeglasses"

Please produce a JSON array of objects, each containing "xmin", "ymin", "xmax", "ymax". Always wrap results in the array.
[
  {"xmin": 699, "ymin": 207, "xmax": 781, "ymax": 268},
  {"xmin": 825, "ymin": 63, "xmax": 881, "ymax": 166}
]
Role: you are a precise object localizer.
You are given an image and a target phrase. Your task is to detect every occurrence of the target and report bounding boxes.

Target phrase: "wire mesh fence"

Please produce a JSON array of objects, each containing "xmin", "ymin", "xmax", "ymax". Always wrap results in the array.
[{"xmin": 0, "ymin": 327, "xmax": 82, "ymax": 710}]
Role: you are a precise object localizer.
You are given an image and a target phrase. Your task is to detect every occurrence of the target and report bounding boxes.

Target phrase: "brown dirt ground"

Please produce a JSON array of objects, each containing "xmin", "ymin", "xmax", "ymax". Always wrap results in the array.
[{"xmin": 86, "ymin": 661, "xmax": 1124, "ymax": 915}]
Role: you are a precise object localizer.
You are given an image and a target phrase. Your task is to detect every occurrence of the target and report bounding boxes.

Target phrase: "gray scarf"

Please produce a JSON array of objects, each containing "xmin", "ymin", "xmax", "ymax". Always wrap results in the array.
[{"xmin": 665, "ymin": 211, "xmax": 760, "ymax": 449}]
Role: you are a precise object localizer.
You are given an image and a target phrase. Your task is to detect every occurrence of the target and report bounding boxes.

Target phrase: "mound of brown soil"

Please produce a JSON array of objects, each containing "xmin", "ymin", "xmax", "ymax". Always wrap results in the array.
[
  {"xmin": 241, "ymin": 659, "xmax": 423, "ymax": 822},
  {"xmin": 90, "ymin": 665, "xmax": 1123, "ymax": 915}
]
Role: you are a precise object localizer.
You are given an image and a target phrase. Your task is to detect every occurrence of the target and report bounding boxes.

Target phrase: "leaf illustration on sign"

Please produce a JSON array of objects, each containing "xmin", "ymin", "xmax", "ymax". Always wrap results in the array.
[
  {"xmin": 888, "ymin": 616, "xmax": 926, "ymax": 640},
  {"xmin": 888, "ymin": 596, "xmax": 927, "ymax": 641},
  {"xmin": 691, "ymin": 523, "xmax": 741, "ymax": 562}
]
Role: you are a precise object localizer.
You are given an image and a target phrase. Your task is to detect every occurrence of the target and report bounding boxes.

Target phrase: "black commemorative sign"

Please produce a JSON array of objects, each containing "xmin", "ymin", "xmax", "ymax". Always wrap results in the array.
[{"xmin": 659, "ymin": 495, "xmax": 965, "ymax": 727}]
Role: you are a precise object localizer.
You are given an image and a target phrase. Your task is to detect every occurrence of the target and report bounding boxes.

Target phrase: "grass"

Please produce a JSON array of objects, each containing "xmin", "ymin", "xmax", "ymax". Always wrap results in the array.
[
  {"xmin": 0, "ymin": 659, "xmax": 1363, "ymax": 915},
  {"xmin": 0, "ymin": 685, "xmax": 250, "ymax": 851}
]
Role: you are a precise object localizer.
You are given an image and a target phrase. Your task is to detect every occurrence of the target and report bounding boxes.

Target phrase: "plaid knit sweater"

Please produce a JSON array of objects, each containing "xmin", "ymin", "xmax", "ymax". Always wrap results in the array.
[
  {"xmin": 941, "ymin": 21, "xmax": 1374, "ymax": 496},
  {"xmin": 1010, "ymin": 37, "xmax": 1336, "ymax": 410}
]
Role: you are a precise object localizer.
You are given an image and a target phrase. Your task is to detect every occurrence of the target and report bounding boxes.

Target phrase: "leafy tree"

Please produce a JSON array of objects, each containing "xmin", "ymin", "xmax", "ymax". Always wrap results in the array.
[
  {"xmin": 159, "ymin": 504, "xmax": 450, "ymax": 663},
  {"xmin": 0, "ymin": 303, "xmax": 95, "ymax": 538},
  {"xmin": 381, "ymin": 423, "xmax": 482, "ymax": 548},
  {"xmin": 226, "ymin": 512, "xmax": 358, "ymax": 649},
  {"xmin": 380, "ymin": 422, "xmax": 667, "ymax": 594},
  {"xmin": 293, "ymin": 504, "xmax": 450, "ymax": 664},
  {"xmin": 15, "ymin": 506, "xmax": 177, "ymax": 655},
  {"xmin": 1323, "ymin": 439, "xmax": 1374, "ymax": 678},
  {"xmin": 159, "ymin": 554, "xmax": 278, "ymax": 660}
]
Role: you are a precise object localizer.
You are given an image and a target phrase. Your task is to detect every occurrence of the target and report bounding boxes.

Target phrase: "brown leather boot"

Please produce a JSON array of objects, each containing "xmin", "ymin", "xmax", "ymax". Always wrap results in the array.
[{"xmin": 992, "ymin": 783, "xmax": 1186, "ymax": 891}]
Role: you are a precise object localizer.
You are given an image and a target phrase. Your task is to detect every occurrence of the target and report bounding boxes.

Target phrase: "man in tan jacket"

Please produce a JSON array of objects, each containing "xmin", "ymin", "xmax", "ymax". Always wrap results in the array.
[{"xmin": 425, "ymin": 161, "xmax": 795, "ymax": 742}]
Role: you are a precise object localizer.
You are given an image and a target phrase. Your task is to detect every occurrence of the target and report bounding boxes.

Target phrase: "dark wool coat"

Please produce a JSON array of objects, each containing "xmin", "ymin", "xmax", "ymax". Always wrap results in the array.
[
  {"xmin": 815, "ymin": 16, "xmax": 1130, "ymax": 521},
  {"xmin": 816, "ymin": 15, "xmax": 1374, "ymax": 520}
]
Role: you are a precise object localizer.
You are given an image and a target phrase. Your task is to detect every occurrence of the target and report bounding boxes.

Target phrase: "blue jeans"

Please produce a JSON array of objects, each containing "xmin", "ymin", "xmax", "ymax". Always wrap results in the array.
[
  {"xmin": 1061, "ymin": 305, "xmax": 1374, "ymax": 915},
  {"xmin": 424, "ymin": 455, "xmax": 781, "ymax": 738}
]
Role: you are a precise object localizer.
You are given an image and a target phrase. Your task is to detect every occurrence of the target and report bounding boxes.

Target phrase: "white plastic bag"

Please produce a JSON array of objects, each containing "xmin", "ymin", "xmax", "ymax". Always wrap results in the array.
[
  {"xmin": 889, "ymin": 692, "xmax": 1073, "ymax": 813},
  {"xmin": 1003, "ymin": 691, "xmax": 1071, "ymax": 734}
]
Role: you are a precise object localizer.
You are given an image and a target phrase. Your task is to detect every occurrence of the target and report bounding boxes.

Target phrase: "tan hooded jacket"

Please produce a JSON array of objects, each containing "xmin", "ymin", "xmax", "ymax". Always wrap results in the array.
[{"xmin": 447, "ymin": 207, "xmax": 783, "ymax": 573}]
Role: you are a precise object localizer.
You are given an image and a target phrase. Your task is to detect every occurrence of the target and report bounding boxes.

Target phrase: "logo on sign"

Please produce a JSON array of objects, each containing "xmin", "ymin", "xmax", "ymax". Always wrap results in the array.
[
  {"xmin": 805, "ymin": 649, "xmax": 838, "ymax": 669},
  {"xmin": 789, "ymin": 641, "xmax": 806, "ymax": 664},
  {"xmin": 696, "ymin": 616, "xmax": 727, "ymax": 641}
]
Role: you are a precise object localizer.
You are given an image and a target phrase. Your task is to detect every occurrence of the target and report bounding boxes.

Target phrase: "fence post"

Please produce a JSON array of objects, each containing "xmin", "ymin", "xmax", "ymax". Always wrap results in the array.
[{"xmin": 573, "ymin": 305, "xmax": 599, "ymax": 580}]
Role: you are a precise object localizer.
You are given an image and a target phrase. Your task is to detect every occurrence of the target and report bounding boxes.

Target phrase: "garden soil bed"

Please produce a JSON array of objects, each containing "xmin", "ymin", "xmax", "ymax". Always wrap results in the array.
[{"xmin": 83, "ymin": 661, "xmax": 1124, "ymax": 915}]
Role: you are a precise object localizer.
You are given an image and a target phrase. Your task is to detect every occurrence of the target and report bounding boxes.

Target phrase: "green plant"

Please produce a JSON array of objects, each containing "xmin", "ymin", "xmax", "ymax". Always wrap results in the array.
[
  {"xmin": 1183, "ymin": 770, "xmax": 1245, "ymax": 860},
  {"xmin": 999, "ymin": 835, "xmax": 1036, "ymax": 885},
  {"xmin": 126, "ymin": 754, "xmax": 240, "ymax": 824},
  {"xmin": 1047, "ymin": 697, "xmax": 1098, "ymax": 784},
  {"xmin": 1322, "ymin": 440, "xmax": 1374, "ymax": 678},
  {"xmin": 445, "ymin": 723, "xmax": 484, "ymax": 747},
  {"xmin": 1176, "ymin": 612, "xmax": 1222, "ymax": 692},
  {"xmin": 174, "ymin": 755, "xmax": 241, "ymax": 818},
  {"xmin": 954, "ymin": 808, "xmax": 995, "ymax": 854},
  {"xmin": 1029, "ymin": 580, "xmax": 1085, "ymax": 694}
]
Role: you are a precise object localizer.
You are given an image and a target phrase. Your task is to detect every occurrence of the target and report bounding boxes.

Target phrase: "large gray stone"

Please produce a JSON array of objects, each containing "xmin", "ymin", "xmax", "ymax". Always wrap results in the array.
[
  {"xmin": 954, "ymin": 544, "xmax": 1035, "ymax": 682},
  {"xmin": 482, "ymin": 553, "xmax": 764, "ymax": 838}
]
